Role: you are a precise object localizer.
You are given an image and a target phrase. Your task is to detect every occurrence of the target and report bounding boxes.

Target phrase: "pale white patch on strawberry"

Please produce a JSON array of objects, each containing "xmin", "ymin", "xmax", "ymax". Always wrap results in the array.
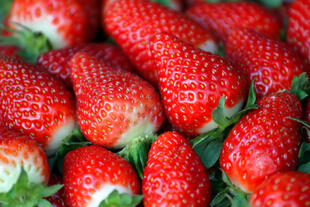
[
  {"xmin": 45, "ymin": 118, "xmax": 76, "ymax": 156},
  {"xmin": 197, "ymin": 40, "xmax": 218, "ymax": 54},
  {"xmin": 113, "ymin": 118, "xmax": 155, "ymax": 148},
  {"xmin": 87, "ymin": 184, "xmax": 131, "ymax": 207},
  {"xmin": 198, "ymin": 99, "xmax": 244, "ymax": 134}
]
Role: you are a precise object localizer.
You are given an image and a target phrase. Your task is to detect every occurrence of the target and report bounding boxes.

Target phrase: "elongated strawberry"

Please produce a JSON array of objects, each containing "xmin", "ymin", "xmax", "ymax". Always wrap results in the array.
[
  {"xmin": 7, "ymin": 0, "xmax": 98, "ymax": 49},
  {"xmin": 225, "ymin": 28, "xmax": 308, "ymax": 99},
  {"xmin": 37, "ymin": 43, "xmax": 135, "ymax": 87},
  {"xmin": 104, "ymin": 0, "xmax": 217, "ymax": 85},
  {"xmin": 220, "ymin": 92, "xmax": 302, "ymax": 193},
  {"xmin": 70, "ymin": 52, "xmax": 164, "ymax": 148},
  {"xmin": 0, "ymin": 55, "xmax": 76, "ymax": 155},
  {"xmin": 186, "ymin": 2, "xmax": 282, "ymax": 42},
  {"xmin": 63, "ymin": 145, "xmax": 142, "ymax": 207},
  {"xmin": 150, "ymin": 33, "xmax": 247, "ymax": 136},
  {"xmin": 250, "ymin": 171, "xmax": 310, "ymax": 207},
  {"xmin": 142, "ymin": 131, "xmax": 211, "ymax": 206},
  {"xmin": 287, "ymin": 0, "xmax": 310, "ymax": 64}
]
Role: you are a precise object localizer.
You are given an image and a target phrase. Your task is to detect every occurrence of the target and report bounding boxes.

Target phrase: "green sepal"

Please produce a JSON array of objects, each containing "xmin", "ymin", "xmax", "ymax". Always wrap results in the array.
[
  {"xmin": 0, "ymin": 23, "xmax": 52, "ymax": 63},
  {"xmin": 99, "ymin": 190, "xmax": 143, "ymax": 207},
  {"xmin": 256, "ymin": 0, "xmax": 282, "ymax": 9},
  {"xmin": 214, "ymin": 42, "xmax": 225, "ymax": 57},
  {"xmin": 0, "ymin": 168, "xmax": 62, "ymax": 207},
  {"xmin": 297, "ymin": 142, "xmax": 310, "ymax": 173},
  {"xmin": 0, "ymin": 0, "xmax": 13, "ymax": 24},
  {"xmin": 150, "ymin": 0, "xmax": 174, "ymax": 9},
  {"xmin": 105, "ymin": 37, "xmax": 117, "ymax": 46},
  {"xmin": 290, "ymin": 73, "xmax": 310, "ymax": 101},
  {"xmin": 117, "ymin": 134, "xmax": 157, "ymax": 179}
]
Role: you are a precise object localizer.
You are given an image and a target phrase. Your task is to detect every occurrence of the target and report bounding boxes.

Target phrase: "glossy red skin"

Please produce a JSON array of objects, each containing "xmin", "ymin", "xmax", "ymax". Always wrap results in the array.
[
  {"xmin": 70, "ymin": 52, "xmax": 164, "ymax": 147},
  {"xmin": 250, "ymin": 171, "xmax": 310, "ymax": 207},
  {"xmin": 0, "ymin": 45, "xmax": 20, "ymax": 57},
  {"xmin": 142, "ymin": 131, "xmax": 211, "ymax": 207},
  {"xmin": 46, "ymin": 174, "xmax": 67, "ymax": 207},
  {"xmin": 187, "ymin": 2, "xmax": 282, "ymax": 42},
  {"xmin": 150, "ymin": 33, "xmax": 247, "ymax": 135},
  {"xmin": 220, "ymin": 92, "xmax": 302, "ymax": 193},
  {"xmin": 104, "ymin": 0, "xmax": 216, "ymax": 85},
  {"xmin": 0, "ymin": 55, "xmax": 76, "ymax": 149},
  {"xmin": 287, "ymin": 0, "xmax": 310, "ymax": 64},
  {"xmin": 225, "ymin": 28, "xmax": 307, "ymax": 100},
  {"xmin": 63, "ymin": 145, "xmax": 140, "ymax": 207},
  {"xmin": 37, "ymin": 43, "xmax": 135, "ymax": 87}
]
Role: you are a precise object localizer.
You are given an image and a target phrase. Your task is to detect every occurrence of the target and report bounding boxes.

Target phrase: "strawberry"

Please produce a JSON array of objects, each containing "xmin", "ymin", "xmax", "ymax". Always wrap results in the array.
[
  {"xmin": 305, "ymin": 98, "xmax": 310, "ymax": 143},
  {"xmin": 7, "ymin": 0, "xmax": 98, "ymax": 49},
  {"xmin": 142, "ymin": 131, "xmax": 211, "ymax": 206},
  {"xmin": 250, "ymin": 171, "xmax": 310, "ymax": 207},
  {"xmin": 46, "ymin": 174, "xmax": 67, "ymax": 207},
  {"xmin": 37, "ymin": 43, "xmax": 135, "ymax": 87},
  {"xmin": 0, "ymin": 126, "xmax": 61, "ymax": 206},
  {"xmin": 225, "ymin": 28, "xmax": 308, "ymax": 99},
  {"xmin": 103, "ymin": 0, "xmax": 217, "ymax": 85},
  {"xmin": 220, "ymin": 92, "xmax": 302, "ymax": 193},
  {"xmin": 70, "ymin": 52, "xmax": 165, "ymax": 148},
  {"xmin": 287, "ymin": 0, "xmax": 310, "ymax": 64},
  {"xmin": 186, "ymin": 2, "xmax": 282, "ymax": 42},
  {"xmin": 0, "ymin": 45, "xmax": 19, "ymax": 57},
  {"xmin": 0, "ymin": 55, "xmax": 76, "ymax": 155},
  {"xmin": 150, "ymin": 33, "xmax": 247, "ymax": 136},
  {"xmin": 63, "ymin": 145, "xmax": 142, "ymax": 207}
]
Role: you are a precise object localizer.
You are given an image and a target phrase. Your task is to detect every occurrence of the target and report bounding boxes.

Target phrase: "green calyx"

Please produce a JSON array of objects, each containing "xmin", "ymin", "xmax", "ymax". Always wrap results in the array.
[
  {"xmin": 289, "ymin": 73, "xmax": 310, "ymax": 101},
  {"xmin": 117, "ymin": 134, "xmax": 157, "ymax": 179},
  {"xmin": 99, "ymin": 190, "xmax": 143, "ymax": 207},
  {"xmin": 0, "ymin": 168, "xmax": 62, "ymax": 207},
  {"xmin": 0, "ymin": 23, "xmax": 52, "ymax": 63},
  {"xmin": 0, "ymin": 0, "xmax": 13, "ymax": 24}
]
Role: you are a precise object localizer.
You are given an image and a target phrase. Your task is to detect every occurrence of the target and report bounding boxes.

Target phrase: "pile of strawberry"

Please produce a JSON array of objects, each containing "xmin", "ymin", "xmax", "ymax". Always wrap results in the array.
[{"xmin": 0, "ymin": 0, "xmax": 310, "ymax": 206}]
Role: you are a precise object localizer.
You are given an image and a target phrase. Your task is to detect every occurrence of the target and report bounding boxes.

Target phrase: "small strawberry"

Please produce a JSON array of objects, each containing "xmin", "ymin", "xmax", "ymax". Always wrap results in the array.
[
  {"xmin": 250, "ymin": 171, "xmax": 310, "ymax": 207},
  {"xmin": 186, "ymin": 2, "xmax": 282, "ymax": 42},
  {"xmin": 63, "ymin": 145, "xmax": 142, "ymax": 207},
  {"xmin": 0, "ymin": 45, "xmax": 19, "ymax": 57},
  {"xmin": 142, "ymin": 131, "xmax": 211, "ymax": 206},
  {"xmin": 150, "ymin": 33, "xmax": 247, "ymax": 136},
  {"xmin": 104, "ymin": 0, "xmax": 217, "ymax": 84},
  {"xmin": 46, "ymin": 174, "xmax": 67, "ymax": 207},
  {"xmin": 225, "ymin": 28, "xmax": 308, "ymax": 99},
  {"xmin": 287, "ymin": 0, "xmax": 310, "ymax": 64},
  {"xmin": 220, "ymin": 92, "xmax": 302, "ymax": 193},
  {"xmin": 37, "ymin": 43, "xmax": 135, "ymax": 87},
  {"xmin": 70, "ymin": 52, "xmax": 164, "ymax": 148},
  {"xmin": 0, "ymin": 126, "xmax": 62, "ymax": 206},
  {"xmin": 0, "ymin": 55, "xmax": 76, "ymax": 155}
]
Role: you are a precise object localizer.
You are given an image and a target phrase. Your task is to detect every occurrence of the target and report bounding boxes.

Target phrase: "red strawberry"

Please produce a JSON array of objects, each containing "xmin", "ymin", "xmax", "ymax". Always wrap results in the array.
[
  {"xmin": 46, "ymin": 174, "xmax": 67, "ymax": 207},
  {"xmin": 37, "ymin": 43, "xmax": 135, "ymax": 87},
  {"xmin": 225, "ymin": 28, "xmax": 307, "ymax": 99},
  {"xmin": 305, "ymin": 98, "xmax": 310, "ymax": 143},
  {"xmin": 104, "ymin": 0, "xmax": 217, "ymax": 85},
  {"xmin": 142, "ymin": 131, "xmax": 211, "ymax": 206},
  {"xmin": 150, "ymin": 33, "xmax": 247, "ymax": 136},
  {"xmin": 70, "ymin": 52, "xmax": 164, "ymax": 148},
  {"xmin": 63, "ymin": 145, "xmax": 141, "ymax": 207},
  {"xmin": 250, "ymin": 171, "xmax": 310, "ymax": 207},
  {"xmin": 186, "ymin": 2, "xmax": 282, "ymax": 42},
  {"xmin": 0, "ymin": 55, "xmax": 76, "ymax": 155},
  {"xmin": 7, "ymin": 0, "xmax": 98, "ymax": 49},
  {"xmin": 287, "ymin": 0, "xmax": 310, "ymax": 64},
  {"xmin": 0, "ymin": 45, "xmax": 19, "ymax": 57},
  {"xmin": 220, "ymin": 92, "xmax": 302, "ymax": 193}
]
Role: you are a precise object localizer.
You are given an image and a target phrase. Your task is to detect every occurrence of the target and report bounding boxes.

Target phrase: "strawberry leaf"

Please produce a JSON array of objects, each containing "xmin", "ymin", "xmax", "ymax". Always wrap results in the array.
[
  {"xmin": 37, "ymin": 199, "xmax": 52, "ymax": 207},
  {"xmin": 290, "ymin": 73, "xmax": 310, "ymax": 101},
  {"xmin": 199, "ymin": 140, "xmax": 223, "ymax": 168},
  {"xmin": 0, "ymin": 0, "xmax": 12, "ymax": 24},
  {"xmin": 256, "ymin": 0, "xmax": 282, "ymax": 8},
  {"xmin": 99, "ymin": 190, "xmax": 143, "ymax": 207},
  {"xmin": 150, "ymin": 0, "xmax": 173, "ymax": 9}
]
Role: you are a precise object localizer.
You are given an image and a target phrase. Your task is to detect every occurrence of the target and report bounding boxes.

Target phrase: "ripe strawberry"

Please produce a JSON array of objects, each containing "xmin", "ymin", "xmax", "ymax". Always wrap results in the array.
[
  {"xmin": 37, "ymin": 43, "xmax": 135, "ymax": 87},
  {"xmin": 70, "ymin": 52, "xmax": 164, "ymax": 148},
  {"xmin": 142, "ymin": 131, "xmax": 211, "ymax": 206},
  {"xmin": 0, "ymin": 45, "xmax": 19, "ymax": 57},
  {"xmin": 63, "ymin": 145, "xmax": 141, "ymax": 207},
  {"xmin": 220, "ymin": 92, "xmax": 302, "ymax": 193},
  {"xmin": 250, "ymin": 171, "xmax": 310, "ymax": 207},
  {"xmin": 305, "ymin": 99, "xmax": 310, "ymax": 143},
  {"xmin": 46, "ymin": 174, "xmax": 67, "ymax": 207},
  {"xmin": 287, "ymin": 0, "xmax": 310, "ymax": 64},
  {"xmin": 225, "ymin": 28, "xmax": 307, "ymax": 99},
  {"xmin": 0, "ymin": 55, "xmax": 76, "ymax": 155},
  {"xmin": 150, "ymin": 33, "xmax": 247, "ymax": 136},
  {"xmin": 104, "ymin": 0, "xmax": 217, "ymax": 85},
  {"xmin": 7, "ymin": 0, "xmax": 98, "ymax": 49},
  {"xmin": 186, "ymin": 2, "xmax": 282, "ymax": 42}
]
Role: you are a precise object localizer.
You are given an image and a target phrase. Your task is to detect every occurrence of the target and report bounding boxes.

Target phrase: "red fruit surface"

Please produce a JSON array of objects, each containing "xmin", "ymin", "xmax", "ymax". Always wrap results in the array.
[
  {"xmin": 63, "ymin": 145, "xmax": 140, "ymax": 207},
  {"xmin": 250, "ymin": 171, "xmax": 310, "ymax": 207},
  {"xmin": 220, "ymin": 92, "xmax": 302, "ymax": 193},
  {"xmin": 142, "ymin": 131, "xmax": 211, "ymax": 207},
  {"xmin": 0, "ymin": 45, "xmax": 19, "ymax": 57},
  {"xmin": 46, "ymin": 174, "xmax": 67, "ymax": 207},
  {"xmin": 150, "ymin": 33, "xmax": 247, "ymax": 135}
]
